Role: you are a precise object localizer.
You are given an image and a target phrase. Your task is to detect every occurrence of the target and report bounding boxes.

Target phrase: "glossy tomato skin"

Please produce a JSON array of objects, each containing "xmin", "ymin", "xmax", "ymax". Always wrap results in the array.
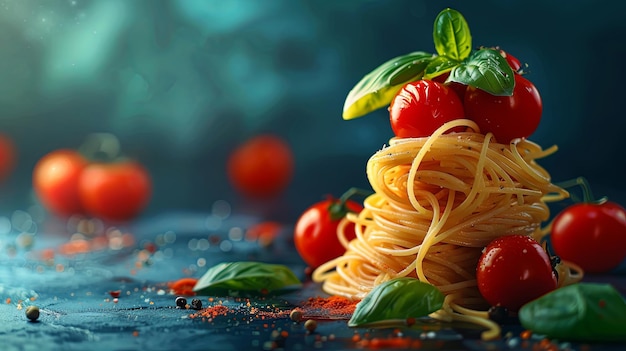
[
  {"xmin": 227, "ymin": 135, "xmax": 294, "ymax": 198},
  {"xmin": 551, "ymin": 202, "xmax": 626, "ymax": 273},
  {"xmin": 33, "ymin": 149, "xmax": 89, "ymax": 217},
  {"xmin": 294, "ymin": 197, "xmax": 363, "ymax": 269},
  {"xmin": 464, "ymin": 74, "xmax": 542, "ymax": 144},
  {"xmin": 389, "ymin": 80, "xmax": 465, "ymax": 138},
  {"xmin": 78, "ymin": 161, "xmax": 152, "ymax": 222},
  {"xmin": 477, "ymin": 235, "xmax": 557, "ymax": 312},
  {"xmin": 0, "ymin": 134, "xmax": 16, "ymax": 183},
  {"xmin": 432, "ymin": 73, "xmax": 468, "ymax": 101}
]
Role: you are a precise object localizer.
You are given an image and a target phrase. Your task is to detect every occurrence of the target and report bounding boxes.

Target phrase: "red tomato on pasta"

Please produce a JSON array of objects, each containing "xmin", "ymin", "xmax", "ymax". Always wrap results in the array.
[
  {"xmin": 294, "ymin": 196, "xmax": 363, "ymax": 269},
  {"xmin": 477, "ymin": 235, "xmax": 557, "ymax": 311},
  {"xmin": 389, "ymin": 80, "xmax": 465, "ymax": 138},
  {"xmin": 227, "ymin": 135, "xmax": 294, "ymax": 198},
  {"xmin": 464, "ymin": 74, "xmax": 542, "ymax": 144},
  {"xmin": 550, "ymin": 201, "xmax": 626, "ymax": 273}
]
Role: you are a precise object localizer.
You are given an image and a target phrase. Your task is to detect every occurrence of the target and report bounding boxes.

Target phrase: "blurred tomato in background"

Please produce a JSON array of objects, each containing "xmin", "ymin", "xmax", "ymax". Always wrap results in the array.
[
  {"xmin": 32, "ymin": 149, "xmax": 88, "ymax": 218},
  {"xmin": 32, "ymin": 134, "xmax": 152, "ymax": 222},
  {"xmin": 227, "ymin": 134, "xmax": 294, "ymax": 199},
  {"xmin": 79, "ymin": 160, "xmax": 152, "ymax": 222},
  {"xmin": 0, "ymin": 133, "xmax": 16, "ymax": 183}
]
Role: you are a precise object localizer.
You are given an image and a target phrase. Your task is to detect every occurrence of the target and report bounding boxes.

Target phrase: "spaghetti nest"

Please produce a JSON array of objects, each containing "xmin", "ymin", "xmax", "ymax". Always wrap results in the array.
[{"xmin": 312, "ymin": 119, "xmax": 569, "ymax": 339}]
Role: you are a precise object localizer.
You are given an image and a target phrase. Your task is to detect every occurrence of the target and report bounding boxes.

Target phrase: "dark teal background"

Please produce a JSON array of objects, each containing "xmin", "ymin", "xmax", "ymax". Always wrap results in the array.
[{"xmin": 0, "ymin": 0, "xmax": 624, "ymax": 222}]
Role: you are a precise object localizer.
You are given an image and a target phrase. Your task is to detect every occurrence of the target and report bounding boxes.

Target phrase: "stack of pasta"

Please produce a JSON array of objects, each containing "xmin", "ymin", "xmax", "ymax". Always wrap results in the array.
[{"xmin": 312, "ymin": 119, "xmax": 569, "ymax": 339}]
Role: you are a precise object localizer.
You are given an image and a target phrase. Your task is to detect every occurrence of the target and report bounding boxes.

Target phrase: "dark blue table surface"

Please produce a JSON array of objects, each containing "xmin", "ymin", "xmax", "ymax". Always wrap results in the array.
[{"xmin": 1, "ymin": 211, "xmax": 624, "ymax": 351}]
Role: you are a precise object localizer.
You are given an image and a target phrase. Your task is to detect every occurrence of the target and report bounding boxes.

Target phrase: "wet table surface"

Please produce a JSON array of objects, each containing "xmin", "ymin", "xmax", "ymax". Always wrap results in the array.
[{"xmin": 1, "ymin": 211, "xmax": 625, "ymax": 351}]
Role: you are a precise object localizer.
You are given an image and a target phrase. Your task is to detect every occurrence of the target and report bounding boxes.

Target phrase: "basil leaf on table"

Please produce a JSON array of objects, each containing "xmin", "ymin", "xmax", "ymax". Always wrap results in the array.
[
  {"xmin": 519, "ymin": 283, "xmax": 626, "ymax": 342},
  {"xmin": 348, "ymin": 277, "xmax": 444, "ymax": 327},
  {"xmin": 193, "ymin": 261, "xmax": 301, "ymax": 295}
]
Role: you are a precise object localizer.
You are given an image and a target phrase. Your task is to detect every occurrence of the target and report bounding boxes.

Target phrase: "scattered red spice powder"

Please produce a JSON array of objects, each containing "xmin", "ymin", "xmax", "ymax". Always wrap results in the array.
[
  {"xmin": 168, "ymin": 278, "xmax": 198, "ymax": 296},
  {"xmin": 300, "ymin": 296, "xmax": 359, "ymax": 319},
  {"xmin": 187, "ymin": 295, "xmax": 359, "ymax": 327},
  {"xmin": 190, "ymin": 304, "xmax": 230, "ymax": 320}
]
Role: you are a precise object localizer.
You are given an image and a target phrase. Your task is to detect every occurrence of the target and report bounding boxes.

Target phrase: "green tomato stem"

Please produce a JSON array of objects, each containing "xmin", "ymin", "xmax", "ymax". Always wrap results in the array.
[
  {"xmin": 338, "ymin": 187, "xmax": 373, "ymax": 204},
  {"xmin": 327, "ymin": 187, "xmax": 373, "ymax": 221}
]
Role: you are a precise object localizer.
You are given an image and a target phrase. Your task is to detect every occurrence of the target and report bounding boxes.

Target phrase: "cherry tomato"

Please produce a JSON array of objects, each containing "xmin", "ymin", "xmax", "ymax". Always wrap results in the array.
[
  {"xmin": 294, "ymin": 196, "xmax": 363, "ymax": 269},
  {"xmin": 389, "ymin": 79, "xmax": 465, "ymax": 138},
  {"xmin": 550, "ymin": 201, "xmax": 626, "ymax": 273},
  {"xmin": 33, "ymin": 149, "xmax": 88, "ymax": 217},
  {"xmin": 464, "ymin": 74, "xmax": 542, "ymax": 144},
  {"xmin": 227, "ymin": 134, "xmax": 294, "ymax": 198},
  {"xmin": 0, "ymin": 133, "xmax": 16, "ymax": 183},
  {"xmin": 477, "ymin": 235, "xmax": 557, "ymax": 311},
  {"xmin": 432, "ymin": 72, "xmax": 468, "ymax": 101},
  {"xmin": 78, "ymin": 161, "xmax": 152, "ymax": 222}
]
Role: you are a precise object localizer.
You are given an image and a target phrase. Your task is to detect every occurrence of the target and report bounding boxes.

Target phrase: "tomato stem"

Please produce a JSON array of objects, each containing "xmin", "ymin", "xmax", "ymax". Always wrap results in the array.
[
  {"xmin": 78, "ymin": 133, "xmax": 121, "ymax": 162},
  {"xmin": 338, "ymin": 187, "xmax": 373, "ymax": 205},
  {"xmin": 327, "ymin": 187, "xmax": 373, "ymax": 221},
  {"xmin": 556, "ymin": 177, "xmax": 607, "ymax": 205}
]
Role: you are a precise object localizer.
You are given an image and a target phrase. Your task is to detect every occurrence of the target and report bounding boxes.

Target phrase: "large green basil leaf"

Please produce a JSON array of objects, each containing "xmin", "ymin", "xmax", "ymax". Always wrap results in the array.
[
  {"xmin": 433, "ymin": 8, "xmax": 472, "ymax": 61},
  {"xmin": 193, "ymin": 261, "xmax": 301, "ymax": 295},
  {"xmin": 519, "ymin": 283, "xmax": 626, "ymax": 342},
  {"xmin": 348, "ymin": 277, "xmax": 444, "ymax": 327},
  {"xmin": 342, "ymin": 51, "xmax": 434, "ymax": 120},
  {"xmin": 448, "ymin": 48, "xmax": 515, "ymax": 96}
]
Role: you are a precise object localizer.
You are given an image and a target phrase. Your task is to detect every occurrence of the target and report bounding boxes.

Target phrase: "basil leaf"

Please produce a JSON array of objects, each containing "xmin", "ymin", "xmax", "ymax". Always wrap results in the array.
[
  {"xmin": 342, "ymin": 51, "xmax": 434, "ymax": 120},
  {"xmin": 348, "ymin": 277, "xmax": 444, "ymax": 327},
  {"xmin": 519, "ymin": 283, "xmax": 626, "ymax": 342},
  {"xmin": 448, "ymin": 48, "xmax": 515, "ymax": 96},
  {"xmin": 423, "ymin": 55, "xmax": 461, "ymax": 80},
  {"xmin": 193, "ymin": 261, "xmax": 301, "ymax": 295},
  {"xmin": 433, "ymin": 8, "xmax": 472, "ymax": 61}
]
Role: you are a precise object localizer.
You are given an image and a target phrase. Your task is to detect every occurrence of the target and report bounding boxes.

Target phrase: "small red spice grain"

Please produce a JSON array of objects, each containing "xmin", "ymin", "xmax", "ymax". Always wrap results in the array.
[{"xmin": 109, "ymin": 290, "xmax": 121, "ymax": 298}]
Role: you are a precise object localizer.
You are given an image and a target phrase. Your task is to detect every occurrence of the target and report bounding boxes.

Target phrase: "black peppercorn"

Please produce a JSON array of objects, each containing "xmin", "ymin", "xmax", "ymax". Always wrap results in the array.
[
  {"xmin": 191, "ymin": 298, "xmax": 202, "ymax": 310},
  {"xmin": 175, "ymin": 296, "xmax": 187, "ymax": 308}
]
